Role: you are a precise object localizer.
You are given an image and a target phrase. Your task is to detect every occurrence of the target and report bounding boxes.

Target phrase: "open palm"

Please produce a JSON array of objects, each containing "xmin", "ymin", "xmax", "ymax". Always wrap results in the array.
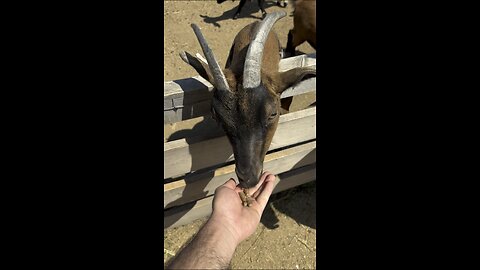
[{"xmin": 210, "ymin": 172, "xmax": 276, "ymax": 244}]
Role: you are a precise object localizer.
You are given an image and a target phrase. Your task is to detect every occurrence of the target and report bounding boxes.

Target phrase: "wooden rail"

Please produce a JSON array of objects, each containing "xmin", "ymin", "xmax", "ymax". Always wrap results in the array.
[
  {"xmin": 164, "ymin": 141, "xmax": 316, "ymax": 208},
  {"xmin": 163, "ymin": 53, "xmax": 317, "ymax": 229},
  {"xmin": 164, "ymin": 107, "xmax": 316, "ymax": 179},
  {"xmin": 164, "ymin": 53, "xmax": 316, "ymax": 124},
  {"xmin": 164, "ymin": 163, "xmax": 316, "ymax": 229}
]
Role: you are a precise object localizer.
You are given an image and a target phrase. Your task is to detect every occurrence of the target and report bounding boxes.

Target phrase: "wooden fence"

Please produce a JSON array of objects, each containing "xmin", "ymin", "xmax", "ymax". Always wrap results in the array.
[{"xmin": 164, "ymin": 53, "xmax": 317, "ymax": 229}]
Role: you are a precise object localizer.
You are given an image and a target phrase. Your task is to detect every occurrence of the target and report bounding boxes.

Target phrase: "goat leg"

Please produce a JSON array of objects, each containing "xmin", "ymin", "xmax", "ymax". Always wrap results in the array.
[
  {"xmin": 233, "ymin": 0, "xmax": 247, "ymax": 19},
  {"xmin": 277, "ymin": 0, "xmax": 287, "ymax": 8},
  {"xmin": 257, "ymin": 0, "xmax": 267, "ymax": 18}
]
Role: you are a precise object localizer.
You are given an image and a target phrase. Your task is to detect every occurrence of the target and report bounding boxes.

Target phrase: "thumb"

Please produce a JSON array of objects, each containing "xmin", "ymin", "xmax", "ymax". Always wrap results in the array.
[
  {"xmin": 254, "ymin": 174, "xmax": 276, "ymax": 211},
  {"xmin": 222, "ymin": 178, "xmax": 238, "ymax": 190}
]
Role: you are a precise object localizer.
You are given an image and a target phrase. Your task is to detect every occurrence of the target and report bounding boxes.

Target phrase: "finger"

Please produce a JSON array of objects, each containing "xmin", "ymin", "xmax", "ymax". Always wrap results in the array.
[
  {"xmin": 221, "ymin": 178, "xmax": 238, "ymax": 190},
  {"xmin": 260, "ymin": 171, "xmax": 272, "ymax": 182},
  {"xmin": 234, "ymin": 186, "xmax": 244, "ymax": 193},
  {"xmin": 254, "ymin": 174, "xmax": 276, "ymax": 209},
  {"xmin": 252, "ymin": 184, "xmax": 265, "ymax": 199},
  {"xmin": 245, "ymin": 171, "xmax": 272, "ymax": 196},
  {"xmin": 252, "ymin": 173, "xmax": 275, "ymax": 198}
]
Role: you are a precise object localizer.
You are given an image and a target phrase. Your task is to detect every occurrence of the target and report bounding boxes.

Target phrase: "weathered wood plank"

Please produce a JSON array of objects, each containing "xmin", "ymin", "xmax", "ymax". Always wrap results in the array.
[
  {"xmin": 164, "ymin": 95, "xmax": 316, "ymax": 143},
  {"xmin": 164, "ymin": 53, "xmax": 316, "ymax": 124},
  {"xmin": 164, "ymin": 75, "xmax": 212, "ymax": 104},
  {"xmin": 164, "ymin": 53, "xmax": 316, "ymax": 100},
  {"xmin": 164, "ymin": 163, "xmax": 316, "ymax": 229},
  {"xmin": 279, "ymin": 77, "xmax": 316, "ymax": 99},
  {"xmin": 164, "ymin": 99, "xmax": 213, "ymax": 125},
  {"xmin": 278, "ymin": 53, "xmax": 317, "ymax": 72},
  {"xmin": 164, "ymin": 107, "xmax": 316, "ymax": 179},
  {"xmin": 164, "ymin": 115, "xmax": 223, "ymax": 143},
  {"xmin": 164, "ymin": 140, "xmax": 316, "ymax": 209},
  {"xmin": 164, "ymin": 78, "xmax": 316, "ymax": 124}
]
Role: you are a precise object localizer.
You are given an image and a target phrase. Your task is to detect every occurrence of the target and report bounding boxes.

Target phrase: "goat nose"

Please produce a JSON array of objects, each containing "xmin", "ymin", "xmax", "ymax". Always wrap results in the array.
[
  {"xmin": 235, "ymin": 167, "xmax": 247, "ymax": 180},
  {"xmin": 235, "ymin": 169, "xmax": 263, "ymax": 189},
  {"xmin": 236, "ymin": 164, "xmax": 262, "ymax": 179}
]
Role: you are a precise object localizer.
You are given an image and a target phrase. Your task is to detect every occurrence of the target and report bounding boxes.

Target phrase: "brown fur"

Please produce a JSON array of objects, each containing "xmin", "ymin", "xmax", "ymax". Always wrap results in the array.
[
  {"xmin": 182, "ymin": 18, "xmax": 315, "ymax": 188},
  {"xmin": 226, "ymin": 22, "xmax": 280, "ymax": 85},
  {"xmin": 286, "ymin": 0, "xmax": 316, "ymax": 55}
]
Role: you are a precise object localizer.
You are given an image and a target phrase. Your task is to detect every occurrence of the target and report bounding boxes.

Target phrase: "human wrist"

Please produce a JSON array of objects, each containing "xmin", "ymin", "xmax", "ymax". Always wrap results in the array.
[
  {"xmin": 167, "ymin": 218, "xmax": 237, "ymax": 269},
  {"xmin": 206, "ymin": 214, "xmax": 241, "ymax": 247}
]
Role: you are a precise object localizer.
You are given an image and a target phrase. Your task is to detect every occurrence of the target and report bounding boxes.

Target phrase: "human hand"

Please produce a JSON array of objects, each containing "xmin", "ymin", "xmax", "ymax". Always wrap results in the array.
[
  {"xmin": 209, "ymin": 172, "xmax": 277, "ymax": 244},
  {"xmin": 167, "ymin": 172, "xmax": 276, "ymax": 270}
]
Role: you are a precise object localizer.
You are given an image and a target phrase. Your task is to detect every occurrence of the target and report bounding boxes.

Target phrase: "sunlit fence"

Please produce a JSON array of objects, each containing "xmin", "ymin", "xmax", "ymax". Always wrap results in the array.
[{"xmin": 164, "ymin": 53, "xmax": 317, "ymax": 229}]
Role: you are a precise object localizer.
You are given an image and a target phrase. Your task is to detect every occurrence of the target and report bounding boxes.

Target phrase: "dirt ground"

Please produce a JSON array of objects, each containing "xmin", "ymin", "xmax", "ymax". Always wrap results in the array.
[
  {"xmin": 164, "ymin": 1, "xmax": 317, "ymax": 269},
  {"xmin": 164, "ymin": 0, "xmax": 315, "ymax": 82}
]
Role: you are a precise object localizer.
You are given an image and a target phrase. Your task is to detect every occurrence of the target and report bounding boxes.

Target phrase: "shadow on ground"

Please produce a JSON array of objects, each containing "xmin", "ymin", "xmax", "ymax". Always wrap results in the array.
[
  {"xmin": 200, "ymin": 1, "xmax": 279, "ymax": 28},
  {"xmin": 263, "ymin": 180, "xmax": 316, "ymax": 230}
]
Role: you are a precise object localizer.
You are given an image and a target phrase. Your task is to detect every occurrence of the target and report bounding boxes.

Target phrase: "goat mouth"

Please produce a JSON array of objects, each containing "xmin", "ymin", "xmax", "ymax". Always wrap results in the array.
[
  {"xmin": 238, "ymin": 181, "xmax": 257, "ymax": 189},
  {"xmin": 235, "ymin": 167, "xmax": 263, "ymax": 188},
  {"xmin": 237, "ymin": 175, "xmax": 261, "ymax": 189}
]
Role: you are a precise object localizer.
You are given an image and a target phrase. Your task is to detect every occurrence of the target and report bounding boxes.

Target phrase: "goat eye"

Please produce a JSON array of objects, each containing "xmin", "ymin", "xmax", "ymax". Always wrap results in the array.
[{"xmin": 268, "ymin": 112, "xmax": 278, "ymax": 120}]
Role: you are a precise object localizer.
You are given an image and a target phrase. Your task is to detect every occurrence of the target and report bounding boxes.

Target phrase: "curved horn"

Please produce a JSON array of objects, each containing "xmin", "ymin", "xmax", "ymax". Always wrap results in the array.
[
  {"xmin": 243, "ymin": 11, "xmax": 286, "ymax": 89},
  {"xmin": 191, "ymin": 24, "xmax": 230, "ymax": 92}
]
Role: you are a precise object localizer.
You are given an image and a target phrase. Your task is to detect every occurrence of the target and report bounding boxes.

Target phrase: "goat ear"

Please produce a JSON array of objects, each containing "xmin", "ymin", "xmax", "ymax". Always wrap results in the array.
[
  {"xmin": 276, "ymin": 67, "xmax": 316, "ymax": 94},
  {"xmin": 179, "ymin": 51, "xmax": 215, "ymax": 84}
]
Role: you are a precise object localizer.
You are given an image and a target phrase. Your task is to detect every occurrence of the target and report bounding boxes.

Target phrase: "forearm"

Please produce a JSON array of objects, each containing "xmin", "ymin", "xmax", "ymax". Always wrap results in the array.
[{"xmin": 167, "ymin": 216, "xmax": 239, "ymax": 269}]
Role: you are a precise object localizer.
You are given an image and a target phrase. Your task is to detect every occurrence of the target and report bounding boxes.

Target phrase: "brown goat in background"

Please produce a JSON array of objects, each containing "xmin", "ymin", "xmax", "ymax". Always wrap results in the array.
[{"xmin": 286, "ymin": 0, "xmax": 316, "ymax": 56}]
